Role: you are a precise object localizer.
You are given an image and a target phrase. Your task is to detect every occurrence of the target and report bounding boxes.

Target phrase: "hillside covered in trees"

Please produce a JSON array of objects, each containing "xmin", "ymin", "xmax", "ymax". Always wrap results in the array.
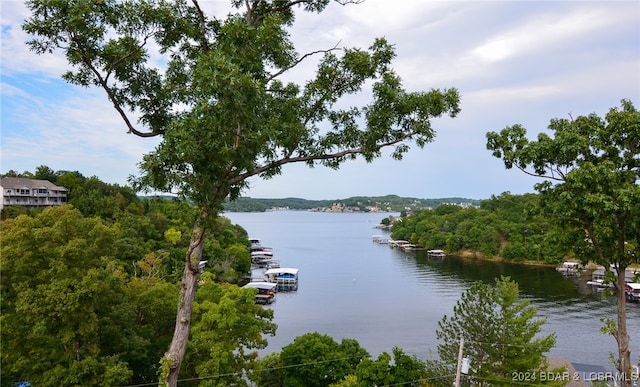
[
  {"xmin": 389, "ymin": 192, "xmax": 577, "ymax": 264},
  {"xmin": 223, "ymin": 195, "xmax": 480, "ymax": 212},
  {"xmin": 1, "ymin": 168, "xmax": 267, "ymax": 385}
]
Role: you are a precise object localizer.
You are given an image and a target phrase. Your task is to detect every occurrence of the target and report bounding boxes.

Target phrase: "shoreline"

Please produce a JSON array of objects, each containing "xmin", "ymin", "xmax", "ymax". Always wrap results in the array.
[{"xmin": 454, "ymin": 250, "xmax": 640, "ymax": 271}]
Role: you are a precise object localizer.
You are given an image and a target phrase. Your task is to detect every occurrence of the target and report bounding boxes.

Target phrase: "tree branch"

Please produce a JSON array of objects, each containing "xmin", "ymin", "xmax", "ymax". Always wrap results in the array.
[
  {"xmin": 191, "ymin": 0, "xmax": 210, "ymax": 52},
  {"xmin": 267, "ymin": 43, "xmax": 341, "ymax": 82},
  {"xmin": 69, "ymin": 32, "xmax": 162, "ymax": 138},
  {"xmin": 513, "ymin": 164, "xmax": 565, "ymax": 182},
  {"xmin": 228, "ymin": 135, "xmax": 413, "ymax": 185}
]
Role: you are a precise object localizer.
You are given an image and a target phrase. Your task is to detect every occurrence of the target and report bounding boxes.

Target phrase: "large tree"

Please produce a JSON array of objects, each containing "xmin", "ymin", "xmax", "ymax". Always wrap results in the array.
[
  {"xmin": 23, "ymin": 1, "xmax": 460, "ymax": 385},
  {"xmin": 486, "ymin": 100, "xmax": 640, "ymax": 385},
  {"xmin": 436, "ymin": 276, "xmax": 557, "ymax": 386}
]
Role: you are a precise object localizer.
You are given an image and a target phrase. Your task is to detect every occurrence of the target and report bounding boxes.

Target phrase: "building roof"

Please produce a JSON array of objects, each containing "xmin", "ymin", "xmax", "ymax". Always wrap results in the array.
[
  {"xmin": 0, "ymin": 177, "xmax": 67, "ymax": 191},
  {"xmin": 546, "ymin": 358, "xmax": 586, "ymax": 387},
  {"xmin": 264, "ymin": 268, "xmax": 299, "ymax": 276},
  {"xmin": 243, "ymin": 282, "xmax": 278, "ymax": 290}
]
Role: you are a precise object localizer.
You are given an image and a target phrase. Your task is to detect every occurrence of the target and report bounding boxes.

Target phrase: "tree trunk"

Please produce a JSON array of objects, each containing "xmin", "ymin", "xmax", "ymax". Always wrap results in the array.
[
  {"xmin": 615, "ymin": 266, "xmax": 631, "ymax": 387},
  {"xmin": 160, "ymin": 227, "xmax": 206, "ymax": 387}
]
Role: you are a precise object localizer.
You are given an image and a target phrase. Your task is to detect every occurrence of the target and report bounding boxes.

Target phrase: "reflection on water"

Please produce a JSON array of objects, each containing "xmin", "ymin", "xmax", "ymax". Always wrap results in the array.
[{"xmin": 224, "ymin": 211, "xmax": 640, "ymax": 366}]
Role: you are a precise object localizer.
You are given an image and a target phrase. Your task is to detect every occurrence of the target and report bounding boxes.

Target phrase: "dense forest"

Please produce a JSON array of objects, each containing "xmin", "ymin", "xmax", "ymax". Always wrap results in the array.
[
  {"xmin": 389, "ymin": 192, "xmax": 579, "ymax": 264},
  {"xmin": 223, "ymin": 195, "xmax": 480, "ymax": 212},
  {"xmin": 1, "ymin": 168, "xmax": 266, "ymax": 386}
]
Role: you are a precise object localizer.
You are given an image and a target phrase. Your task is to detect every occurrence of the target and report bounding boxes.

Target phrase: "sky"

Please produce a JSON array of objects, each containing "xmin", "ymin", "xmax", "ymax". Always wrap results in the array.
[{"xmin": 1, "ymin": 0, "xmax": 639, "ymax": 201}]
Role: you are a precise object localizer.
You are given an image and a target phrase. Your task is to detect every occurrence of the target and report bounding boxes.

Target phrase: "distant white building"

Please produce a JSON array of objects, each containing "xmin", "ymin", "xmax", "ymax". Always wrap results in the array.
[{"xmin": 0, "ymin": 177, "xmax": 67, "ymax": 210}]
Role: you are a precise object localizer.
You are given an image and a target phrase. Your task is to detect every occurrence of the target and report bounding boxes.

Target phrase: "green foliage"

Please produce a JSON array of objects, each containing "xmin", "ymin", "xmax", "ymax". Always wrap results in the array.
[
  {"xmin": 436, "ymin": 276, "xmax": 557, "ymax": 386},
  {"xmin": 201, "ymin": 216, "xmax": 253, "ymax": 280},
  {"xmin": 330, "ymin": 374, "xmax": 359, "ymax": 387},
  {"xmin": 2, "ymin": 167, "xmax": 254, "ymax": 280},
  {"xmin": 23, "ymin": 0, "xmax": 460, "ymax": 219},
  {"xmin": 23, "ymin": 0, "xmax": 462, "ymax": 383},
  {"xmin": 486, "ymin": 100, "xmax": 639, "ymax": 268},
  {"xmin": 0, "ymin": 174, "xmax": 262, "ymax": 385},
  {"xmin": 260, "ymin": 337, "xmax": 429, "ymax": 387},
  {"xmin": 486, "ymin": 100, "xmax": 640, "ymax": 381},
  {"xmin": 355, "ymin": 347, "xmax": 428, "ymax": 387},
  {"xmin": 279, "ymin": 332, "xmax": 369, "ymax": 387},
  {"xmin": 391, "ymin": 192, "xmax": 569, "ymax": 262},
  {"xmin": 182, "ymin": 273, "xmax": 276, "ymax": 387},
  {"xmin": 164, "ymin": 227, "xmax": 182, "ymax": 244},
  {"xmin": 1, "ymin": 206, "xmax": 143, "ymax": 385},
  {"xmin": 249, "ymin": 352, "xmax": 285, "ymax": 387},
  {"xmin": 1, "ymin": 168, "xmax": 144, "ymax": 220}
]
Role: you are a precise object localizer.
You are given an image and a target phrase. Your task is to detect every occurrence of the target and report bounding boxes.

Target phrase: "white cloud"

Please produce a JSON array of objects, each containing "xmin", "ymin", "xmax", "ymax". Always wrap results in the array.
[
  {"xmin": 1, "ymin": 2, "xmax": 70, "ymax": 78},
  {"xmin": 471, "ymin": 5, "xmax": 634, "ymax": 63},
  {"xmin": 0, "ymin": 81, "xmax": 27, "ymax": 97},
  {"xmin": 2, "ymin": 80, "xmax": 159, "ymax": 183}
]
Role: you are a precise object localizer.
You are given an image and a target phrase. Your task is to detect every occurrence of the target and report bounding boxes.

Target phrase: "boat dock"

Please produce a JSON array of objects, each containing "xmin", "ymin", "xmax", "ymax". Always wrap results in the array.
[
  {"xmin": 373, "ymin": 235, "xmax": 441, "ymax": 255},
  {"xmin": 247, "ymin": 238, "xmax": 300, "ymax": 301},
  {"xmin": 586, "ymin": 266, "xmax": 640, "ymax": 291},
  {"xmin": 556, "ymin": 261, "xmax": 582, "ymax": 277},
  {"xmin": 264, "ymin": 267, "xmax": 299, "ymax": 291},
  {"xmin": 372, "ymin": 235, "xmax": 389, "ymax": 244},
  {"xmin": 427, "ymin": 249, "xmax": 446, "ymax": 258},
  {"xmin": 242, "ymin": 281, "xmax": 277, "ymax": 304}
]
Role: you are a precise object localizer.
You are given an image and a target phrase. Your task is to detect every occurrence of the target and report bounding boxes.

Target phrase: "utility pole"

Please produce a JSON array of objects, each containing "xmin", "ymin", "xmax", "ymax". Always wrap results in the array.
[{"xmin": 454, "ymin": 337, "xmax": 464, "ymax": 387}]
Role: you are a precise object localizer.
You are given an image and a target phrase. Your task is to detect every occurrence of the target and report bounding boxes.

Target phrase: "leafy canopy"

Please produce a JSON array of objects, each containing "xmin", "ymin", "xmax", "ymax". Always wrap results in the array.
[
  {"xmin": 23, "ymin": 0, "xmax": 460, "ymax": 219},
  {"xmin": 486, "ymin": 99, "xmax": 639, "ymax": 267},
  {"xmin": 485, "ymin": 99, "xmax": 640, "ymax": 384}
]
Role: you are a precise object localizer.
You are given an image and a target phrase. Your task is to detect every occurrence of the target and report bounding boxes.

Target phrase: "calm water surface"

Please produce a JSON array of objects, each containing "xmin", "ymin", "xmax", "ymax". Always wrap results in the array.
[{"xmin": 224, "ymin": 211, "xmax": 640, "ymax": 366}]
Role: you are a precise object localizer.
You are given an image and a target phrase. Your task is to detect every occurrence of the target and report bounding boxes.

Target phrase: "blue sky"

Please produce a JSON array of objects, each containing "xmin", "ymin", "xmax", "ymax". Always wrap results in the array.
[{"xmin": 2, "ymin": 0, "xmax": 639, "ymax": 200}]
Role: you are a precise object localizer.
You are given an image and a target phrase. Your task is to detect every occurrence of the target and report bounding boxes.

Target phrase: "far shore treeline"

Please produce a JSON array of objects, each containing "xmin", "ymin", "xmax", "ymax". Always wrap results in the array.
[{"xmin": 222, "ymin": 195, "xmax": 481, "ymax": 213}]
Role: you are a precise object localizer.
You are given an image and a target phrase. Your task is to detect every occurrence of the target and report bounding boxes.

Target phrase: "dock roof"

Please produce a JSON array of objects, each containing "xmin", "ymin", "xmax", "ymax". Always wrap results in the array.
[
  {"xmin": 243, "ymin": 282, "xmax": 277, "ymax": 290},
  {"xmin": 264, "ymin": 268, "xmax": 299, "ymax": 276}
]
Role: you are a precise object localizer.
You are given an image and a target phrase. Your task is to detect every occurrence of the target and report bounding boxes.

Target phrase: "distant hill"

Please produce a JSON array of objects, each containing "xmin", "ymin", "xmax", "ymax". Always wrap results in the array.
[{"xmin": 223, "ymin": 195, "xmax": 480, "ymax": 213}]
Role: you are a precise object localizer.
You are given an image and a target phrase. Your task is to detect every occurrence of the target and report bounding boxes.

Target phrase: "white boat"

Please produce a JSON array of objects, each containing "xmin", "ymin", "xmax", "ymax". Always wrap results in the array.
[
  {"xmin": 251, "ymin": 247, "xmax": 273, "ymax": 256},
  {"xmin": 265, "ymin": 260, "xmax": 280, "ymax": 269},
  {"xmin": 249, "ymin": 237, "xmax": 275, "ymax": 267},
  {"xmin": 264, "ymin": 267, "xmax": 299, "ymax": 291},
  {"xmin": 556, "ymin": 262, "xmax": 582, "ymax": 276},
  {"xmin": 251, "ymin": 251, "xmax": 275, "ymax": 267},
  {"xmin": 243, "ymin": 281, "xmax": 277, "ymax": 304},
  {"xmin": 251, "ymin": 249, "xmax": 273, "ymax": 256},
  {"xmin": 249, "ymin": 237, "xmax": 273, "ymax": 254}
]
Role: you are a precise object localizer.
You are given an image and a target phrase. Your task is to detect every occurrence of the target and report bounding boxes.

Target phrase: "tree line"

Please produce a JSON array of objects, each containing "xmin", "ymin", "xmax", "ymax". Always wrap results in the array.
[
  {"xmin": 389, "ymin": 192, "xmax": 575, "ymax": 264},
  {"xmin": 223, "ymin": 195, "xmax": 480, "ymax": 213}
]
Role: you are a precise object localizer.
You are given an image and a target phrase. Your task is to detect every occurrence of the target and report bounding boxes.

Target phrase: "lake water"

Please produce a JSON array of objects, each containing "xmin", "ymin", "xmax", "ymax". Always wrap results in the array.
[{"xmin": 224, "ymin": 211, "xmax": 640, "ymax": 367}]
